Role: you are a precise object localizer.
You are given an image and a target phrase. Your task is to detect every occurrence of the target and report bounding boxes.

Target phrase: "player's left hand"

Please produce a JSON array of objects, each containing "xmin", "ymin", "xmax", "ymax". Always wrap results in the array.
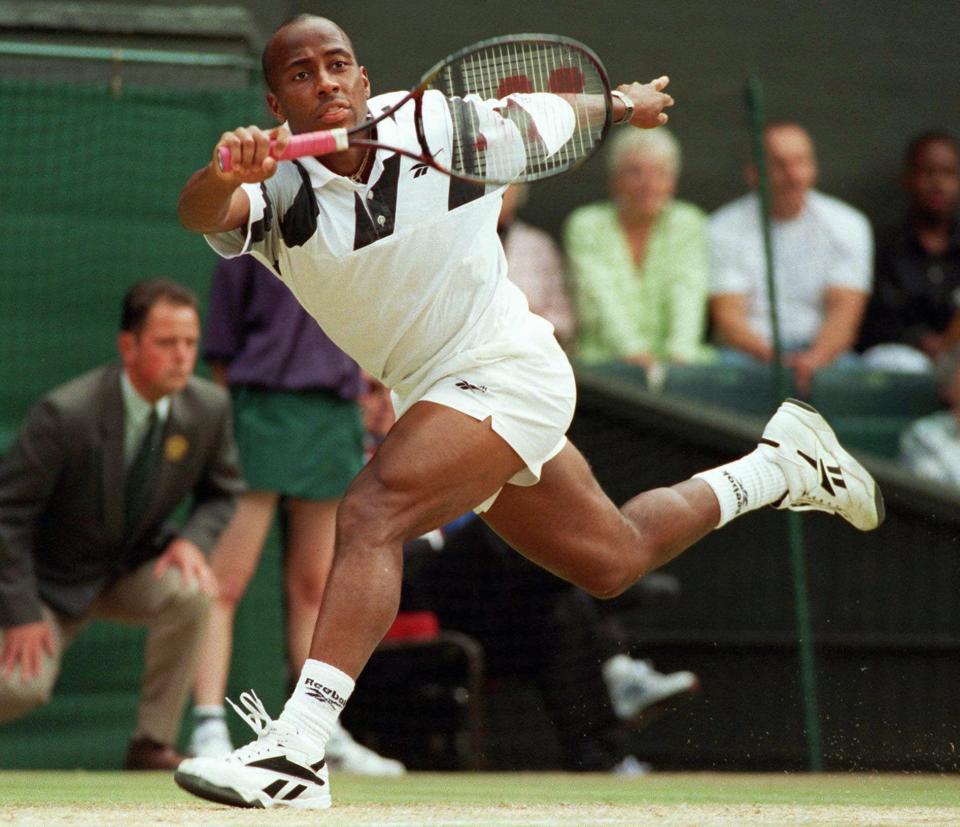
[
  {"xmin": 154, "ymin": 538, "xmax": 219, "ymax": 597},
  {"xmin": 618, "ymin": 77, "xmax": 674, "ymax": 128}
]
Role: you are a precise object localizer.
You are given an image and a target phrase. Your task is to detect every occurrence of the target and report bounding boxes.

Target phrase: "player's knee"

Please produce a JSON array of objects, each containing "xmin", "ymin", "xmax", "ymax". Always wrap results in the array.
[
  {"xmin": 578, "ymin": 557, "xmax": 643, "ymax": 600},
  {"xmin": 335, "ymin": 486, "xmax": 398, "ymax": 551},
  {"xmin": 582, "ymin": 573, "xmax": 632, "ymax": 600}
]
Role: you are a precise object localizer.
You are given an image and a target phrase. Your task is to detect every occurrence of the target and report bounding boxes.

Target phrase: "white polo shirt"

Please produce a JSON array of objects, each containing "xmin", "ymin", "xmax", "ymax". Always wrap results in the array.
[
  {"xmin": 709, "ymin": 190, "xmax": 873, "ymax": 349},
  {"xmin": 207, "ymin": 89, "xmax": 571, "ymax": 397}
]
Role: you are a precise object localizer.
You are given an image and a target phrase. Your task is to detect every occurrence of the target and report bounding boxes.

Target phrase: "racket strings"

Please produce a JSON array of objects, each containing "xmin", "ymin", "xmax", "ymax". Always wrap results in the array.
[{"xmin": 431, "ymin": 39, "xmax": 607, "ymax": 183}]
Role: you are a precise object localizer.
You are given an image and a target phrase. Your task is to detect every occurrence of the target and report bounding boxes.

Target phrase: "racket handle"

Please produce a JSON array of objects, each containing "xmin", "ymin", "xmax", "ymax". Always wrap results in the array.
[{"xmin": 217, "ymin": 129, "xmax": 350, "ymax": 172}]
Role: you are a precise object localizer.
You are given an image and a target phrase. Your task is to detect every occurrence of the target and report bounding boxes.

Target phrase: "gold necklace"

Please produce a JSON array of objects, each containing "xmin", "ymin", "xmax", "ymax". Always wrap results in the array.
[{"xmin": 348, "ymin": 145, "xmax": 372, "ymax": 183}]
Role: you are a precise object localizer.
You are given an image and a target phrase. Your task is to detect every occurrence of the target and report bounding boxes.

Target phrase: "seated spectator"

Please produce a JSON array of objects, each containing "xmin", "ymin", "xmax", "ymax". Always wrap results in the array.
[
  {"xmin": 899, "ymin": 349, "xmax": 960, "ymax": 486},
  {"xmin": 401, "ymin": 515, "xmax": 700, "ymax": 773},
  {"xmin": 0, "ymin": 279, "xmax": 244, "ymax": 769},
  {"xmin": 189, "ymin": 255, "xmax": 404, "ymax": 776},
  {"xmin": 709, "ymin": 122, "xmax": 873, "ymax": 394},
  {"xmin": 499, "ymin": 184, "xmax": 576, "ymax": 349},
  {"xmin": 859, "ymin": 132, "xmax": 960, "ymax": 373},
  {"xmin": 564, "ymin": 127, "xmax": 710, "ymax": 366}
]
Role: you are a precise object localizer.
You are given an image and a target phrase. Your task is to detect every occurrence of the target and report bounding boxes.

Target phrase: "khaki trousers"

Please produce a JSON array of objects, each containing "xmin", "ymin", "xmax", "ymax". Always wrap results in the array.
[{"xmin": 0, "ymin": 560, "xmax": 211, "ymax": 746}]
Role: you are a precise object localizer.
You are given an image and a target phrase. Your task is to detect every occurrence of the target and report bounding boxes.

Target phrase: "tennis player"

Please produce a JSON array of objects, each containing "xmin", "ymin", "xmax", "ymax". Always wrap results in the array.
[{"xmin": 175, "ymin": 15, "xmax": 883, "ymax": 809}]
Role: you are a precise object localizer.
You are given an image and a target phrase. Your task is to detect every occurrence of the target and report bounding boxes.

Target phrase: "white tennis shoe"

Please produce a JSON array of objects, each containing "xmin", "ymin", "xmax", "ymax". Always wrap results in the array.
[
  {"xmin": 760, "ymin": 398, "xmax": 884, "ymax": 531},
  {"xmin": 175, "ymin": 691, "xmax": 330, "ymax": 810}
]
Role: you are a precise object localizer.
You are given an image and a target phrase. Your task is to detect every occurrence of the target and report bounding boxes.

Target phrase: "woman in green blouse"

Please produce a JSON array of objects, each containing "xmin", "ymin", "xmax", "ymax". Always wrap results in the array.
[{"xmin": 564, "ymin": 128, "xmax": 710, "ymax": 367}]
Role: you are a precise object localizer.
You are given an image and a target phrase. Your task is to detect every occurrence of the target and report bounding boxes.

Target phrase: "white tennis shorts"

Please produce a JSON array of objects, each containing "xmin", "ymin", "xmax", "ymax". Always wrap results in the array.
[{"xmin": 391, "ymin": 312, "xmax": 576, "ymax": 513}]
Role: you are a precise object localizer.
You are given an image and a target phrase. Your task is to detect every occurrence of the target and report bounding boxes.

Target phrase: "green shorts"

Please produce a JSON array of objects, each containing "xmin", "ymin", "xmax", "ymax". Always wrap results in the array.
[{"xmin": 230, "ymin": 386, "xmax": 364, "ymax": 500}]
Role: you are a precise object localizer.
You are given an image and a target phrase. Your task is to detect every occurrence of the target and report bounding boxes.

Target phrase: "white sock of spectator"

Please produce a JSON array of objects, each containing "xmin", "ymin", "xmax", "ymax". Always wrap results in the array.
[
  {"xmin": 194, "ymin": 703, "xmax": 226, "ymax": 721},
  {"xmin": 278, "ymin": 659, "xmax": 355, "ymax": 750},
  {"xmin": 191, "ymin": 705, "xmax": 232, "ymax": 757},
  {"xmin": 694, "ymin": 448, "xmax": 787, "ymax": 528}
]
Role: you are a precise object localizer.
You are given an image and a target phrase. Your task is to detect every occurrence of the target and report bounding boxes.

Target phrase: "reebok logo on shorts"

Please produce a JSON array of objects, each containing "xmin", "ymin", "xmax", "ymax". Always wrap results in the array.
[{"xmin": 455, "ymin": 378, "xmax": 487, "ymax": 393}]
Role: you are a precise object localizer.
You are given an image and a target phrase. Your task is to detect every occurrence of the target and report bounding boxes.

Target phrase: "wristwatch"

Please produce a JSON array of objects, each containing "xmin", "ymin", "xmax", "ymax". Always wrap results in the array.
[{"xmin": 610, "ymin": 90, "xmax": 634, "ymax": 125}]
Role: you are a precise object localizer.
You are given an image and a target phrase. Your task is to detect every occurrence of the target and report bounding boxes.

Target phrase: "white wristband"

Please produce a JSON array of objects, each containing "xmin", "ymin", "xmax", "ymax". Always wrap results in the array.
[{"xmin": 610, "ymin": 90, "xmax": 634, "ymax": 125}]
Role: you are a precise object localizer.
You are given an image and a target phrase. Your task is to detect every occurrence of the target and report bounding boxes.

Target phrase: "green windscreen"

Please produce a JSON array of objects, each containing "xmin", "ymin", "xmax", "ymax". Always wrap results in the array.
[
  {"xmin": 0, "ymin": 78, "xmax": 290, "ymax": 768},
  {"xmin": 0, "ymin": 78, "xmax": 264, "ymax": 446}
]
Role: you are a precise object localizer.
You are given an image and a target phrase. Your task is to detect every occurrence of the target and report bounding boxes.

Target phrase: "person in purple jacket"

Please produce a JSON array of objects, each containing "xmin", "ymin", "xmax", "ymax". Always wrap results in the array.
[{"xmin": 189, "ymin": 255, "xmax": 404, "ymax": 776}]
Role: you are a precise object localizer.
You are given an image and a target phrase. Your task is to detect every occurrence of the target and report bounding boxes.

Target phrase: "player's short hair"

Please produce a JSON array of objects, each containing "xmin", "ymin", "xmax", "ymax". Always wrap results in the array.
[
  {"xmin": 607, "ymin": 126, "xmax": 681, "ymax": 177},
  {"xmin": 261, "ymin": 14, "xmax": 358, "ymax": 93},
  {"xmin": 120, "ymin": 279, "xmax": 199, "ymax": 333},
  {"xmin": 903, "ymin": 130, "xmax": 960, "ymax": 170}
]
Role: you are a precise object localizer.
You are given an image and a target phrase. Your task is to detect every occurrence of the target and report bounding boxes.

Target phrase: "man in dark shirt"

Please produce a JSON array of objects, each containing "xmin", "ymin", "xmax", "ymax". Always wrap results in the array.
[{"xmin": 859, "ymin": 132, "xmax": 960, "ymax": 369}]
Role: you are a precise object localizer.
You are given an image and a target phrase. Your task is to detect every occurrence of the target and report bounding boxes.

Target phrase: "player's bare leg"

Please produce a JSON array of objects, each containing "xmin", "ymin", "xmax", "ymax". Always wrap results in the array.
[
  {"xmin": 176, "ymin": 401, "xmax": 525, "ymax": 808},
  {"xmin": 484, "ymin": 398, "xmax": 883, "ymax": 592},
  {"xmin": 307, "ymin": 401, "xmax": 526, "ymax": 676},
  {"xmin": 482, "ymin": 441, "xmax": 720, "ymax": 599},
  {"xmin": 284, "ymin": 497, "xmax": 406, "ymax": 776},
  {"xmin": 176, "ymin": 397, "xmax": 881, "ymax": 808}
]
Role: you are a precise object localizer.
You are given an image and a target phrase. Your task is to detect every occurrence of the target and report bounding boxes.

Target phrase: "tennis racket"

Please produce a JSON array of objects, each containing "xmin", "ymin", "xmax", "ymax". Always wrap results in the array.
[{"xmin": 219, "ymin": 33, "xmax": 613, "ymax": 185}]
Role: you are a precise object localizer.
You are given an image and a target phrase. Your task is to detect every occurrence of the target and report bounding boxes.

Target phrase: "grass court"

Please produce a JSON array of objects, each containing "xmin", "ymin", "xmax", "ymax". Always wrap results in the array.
[{"xmin": 2, "ymin": 770, "xmax": 959, "ymax": 825}]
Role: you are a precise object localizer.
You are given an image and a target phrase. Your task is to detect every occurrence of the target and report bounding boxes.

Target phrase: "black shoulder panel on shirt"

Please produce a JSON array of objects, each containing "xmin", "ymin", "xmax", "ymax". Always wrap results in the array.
[
  {"xmin": 250, "ymin": 182, "xmax": 275, "ymax": 244},
  {"xmin": 448, "ymin": 176, "xmax": 485, "ymax": 211},
  {"xmin": 279, "ymin": 162, "xmax": 319, "ymax": 248},
  {"xmin": 353, "ymin": 154, "xmax": 402, "ymax": 251}
]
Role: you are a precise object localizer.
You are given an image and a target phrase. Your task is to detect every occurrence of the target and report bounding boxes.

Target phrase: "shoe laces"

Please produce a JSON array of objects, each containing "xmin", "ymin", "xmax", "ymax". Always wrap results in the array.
[
  {"xmin": 224, "ymin": 690, "xmax": 305, "ymax": 764},
  {"xmin": 226, "ymin": 690, "xmax": 272, "ymax": 737}
]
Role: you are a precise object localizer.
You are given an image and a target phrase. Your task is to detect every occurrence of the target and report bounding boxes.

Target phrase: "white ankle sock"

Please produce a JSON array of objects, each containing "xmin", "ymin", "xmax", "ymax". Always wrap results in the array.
[
  {"xmin": 191, "ymin": 706, "xmax": 231, "ymax": 754},
  {"xmin": 694, "ymin": 448, "xmax": 787, "ymax": 528},
  {"xmin": 278, "ymin": 659, "xmax": 355, "ymax": 749}
]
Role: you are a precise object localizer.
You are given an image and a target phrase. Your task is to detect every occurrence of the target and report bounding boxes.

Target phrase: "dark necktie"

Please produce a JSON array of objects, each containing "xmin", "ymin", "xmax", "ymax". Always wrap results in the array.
[{"xmin": 125, "ymin": 407, "xmax": 162, "ymax": 532}]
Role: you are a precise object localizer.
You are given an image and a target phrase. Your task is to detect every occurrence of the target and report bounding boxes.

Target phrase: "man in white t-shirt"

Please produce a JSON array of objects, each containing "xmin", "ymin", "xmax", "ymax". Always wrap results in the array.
[
  {"xmin": 173, "ymin": 16, "xmax": 883, "ymax": 810},
  {"xmin": 709, "ymin": 122, "xmax": 873, "ymax": 394}
]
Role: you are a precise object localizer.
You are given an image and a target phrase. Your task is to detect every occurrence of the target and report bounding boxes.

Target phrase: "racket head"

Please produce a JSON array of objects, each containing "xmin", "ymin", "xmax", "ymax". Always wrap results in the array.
[{"xmin": 416, "ymin": 34, "xmax": 613, "ymax": 185}]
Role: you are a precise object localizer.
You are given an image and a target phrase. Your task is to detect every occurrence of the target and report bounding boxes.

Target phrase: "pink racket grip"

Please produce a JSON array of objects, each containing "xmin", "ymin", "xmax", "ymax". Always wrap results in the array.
[{"xmin": 217, "ymin": 129, "xmax": 350, "ymax": 172}]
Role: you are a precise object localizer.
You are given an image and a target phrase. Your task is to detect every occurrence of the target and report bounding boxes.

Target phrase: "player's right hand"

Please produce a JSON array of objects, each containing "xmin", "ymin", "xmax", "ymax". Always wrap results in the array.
[
  {"xmin": 213, "ymin": 124, "xmax": 291, "ymax": 183},
  {"xmin": 1, "ymin": 620, "xmax": 56, "ymax": 681}
]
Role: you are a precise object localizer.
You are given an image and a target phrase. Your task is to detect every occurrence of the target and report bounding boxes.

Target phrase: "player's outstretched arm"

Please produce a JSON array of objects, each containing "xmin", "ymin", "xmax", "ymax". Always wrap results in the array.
[
  {"xmin": 177, "ymin": 124, "xmax": 290, "ymax": 234},
  {"xmin": 613, "ymin": 76, "xmax": 674, "ymax": 128}
]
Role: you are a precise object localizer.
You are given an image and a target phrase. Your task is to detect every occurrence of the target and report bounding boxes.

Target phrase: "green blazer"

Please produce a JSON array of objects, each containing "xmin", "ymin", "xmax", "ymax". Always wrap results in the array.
[{"xmin": 0, "ymin": 363, "xmax": 245, "ymax": 625}]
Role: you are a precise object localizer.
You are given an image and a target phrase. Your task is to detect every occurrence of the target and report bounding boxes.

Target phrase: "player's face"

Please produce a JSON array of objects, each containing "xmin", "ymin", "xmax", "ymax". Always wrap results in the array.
[
  {"xmin": 266, "ymin": 19, "xmax": 370, "ymax": 135},
  {"xmin": 119, "ymin": 300, "xmax": 199, "ymax": 402},
  {"xmin": 764, "ymin": 125, "xmax": 817, "ymax": 220},
  {"xmin": 905, "ymin": 139, "xmax": 960, "ymax": 219},
  {"xmin": 611, "ymin": 151, "xmax": 676, "ymax": 220}
]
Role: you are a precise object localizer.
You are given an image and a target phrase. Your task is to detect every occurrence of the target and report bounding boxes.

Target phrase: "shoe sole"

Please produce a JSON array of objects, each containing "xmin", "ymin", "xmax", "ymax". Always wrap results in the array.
[
  {"xmin": 175, "ymin": 769, "xmax": 262, "ymax": 809},
  {"xmin": 777, "ymin": 399, "xmax": 886, "ymax": 530},
  {"xmin": 174, "ymin": 768, "xmax": 331, "ymax": 810}
]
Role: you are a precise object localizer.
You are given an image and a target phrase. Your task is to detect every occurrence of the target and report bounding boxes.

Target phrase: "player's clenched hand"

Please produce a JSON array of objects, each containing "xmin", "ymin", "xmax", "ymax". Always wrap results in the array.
[
  {"xmin": 154, "ymin": 538, "xmax": 219, "ymax": 598},
  {"xmin": 213, "ymin": 124, "xmax": 291, "ymax": 183},
  {"xmin": 1, "ymin": 621, "xmax": 55, "ymax": 681},
  {"xmin": 619, "ymin": 76, "xmax": 674, "ymax": 129}
]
